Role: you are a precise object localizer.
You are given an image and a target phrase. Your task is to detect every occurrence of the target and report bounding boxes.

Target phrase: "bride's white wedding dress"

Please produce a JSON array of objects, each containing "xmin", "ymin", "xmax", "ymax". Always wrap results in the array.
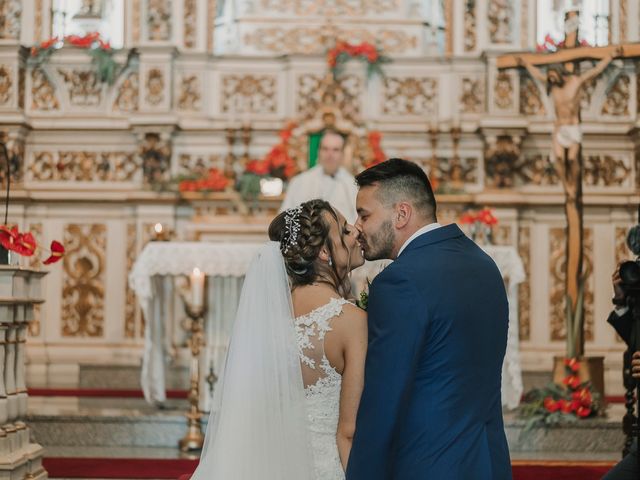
[
  {"xmin": 191, "ymin": 243, "xmax": 348, "ymax": 480},
  {"xmin": 295, "ymin": 297, "xmax": 350, "ymax": 480}
]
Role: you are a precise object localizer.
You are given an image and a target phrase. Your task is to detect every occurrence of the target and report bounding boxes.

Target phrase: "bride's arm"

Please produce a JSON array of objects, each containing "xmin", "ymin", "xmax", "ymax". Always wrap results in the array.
[{"xmin": 335, "ymin": 305, "xmax": 368, "ymax": 471}]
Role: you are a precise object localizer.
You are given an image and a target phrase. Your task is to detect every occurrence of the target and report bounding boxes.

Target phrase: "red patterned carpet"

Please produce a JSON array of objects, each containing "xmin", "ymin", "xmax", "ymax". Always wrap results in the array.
[{"xmin": 42, "ymin": 457, "xmax": 616, "ymax": 479}]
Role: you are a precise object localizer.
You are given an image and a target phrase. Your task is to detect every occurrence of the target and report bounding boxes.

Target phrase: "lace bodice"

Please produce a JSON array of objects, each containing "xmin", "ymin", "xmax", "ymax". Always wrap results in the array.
[{"xmin": 294, "ymin": 297, "xmax": 350, "ymax": 480}]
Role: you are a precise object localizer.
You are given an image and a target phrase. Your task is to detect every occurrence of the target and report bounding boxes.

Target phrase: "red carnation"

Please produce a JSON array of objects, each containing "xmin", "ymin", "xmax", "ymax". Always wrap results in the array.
[
  {"xmin": 576, "ymin": 406, "xmax": 591, "ymax": 418},
  {"xmin": 564, "ymin": 358, "xmax": 580, "ymax": 373},
  {"xmin": 563, "ymin": 375, "xmax": 581, "ymax": 390},
  {"xmin": 543, "ymin": 397, "xmax": 559, "ymax": 413}
]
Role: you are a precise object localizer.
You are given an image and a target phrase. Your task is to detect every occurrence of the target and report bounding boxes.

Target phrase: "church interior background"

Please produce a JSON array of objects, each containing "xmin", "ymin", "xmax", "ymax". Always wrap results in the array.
[{"xmin": 0, "ymin": 0, "xmax": 638, "ymax": 478}]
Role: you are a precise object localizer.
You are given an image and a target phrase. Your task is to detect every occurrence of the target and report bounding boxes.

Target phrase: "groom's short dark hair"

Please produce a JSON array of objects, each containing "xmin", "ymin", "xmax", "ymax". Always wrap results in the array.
[{"xmin": 355, "ymin": 158, "xmax": 437, "ymax": 221}]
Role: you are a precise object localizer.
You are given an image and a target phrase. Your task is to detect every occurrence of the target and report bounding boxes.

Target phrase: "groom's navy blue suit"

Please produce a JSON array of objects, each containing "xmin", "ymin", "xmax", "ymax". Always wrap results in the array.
[{"xmin": 346, "ymin": 224, "xmax": 512, "ymax": 480}]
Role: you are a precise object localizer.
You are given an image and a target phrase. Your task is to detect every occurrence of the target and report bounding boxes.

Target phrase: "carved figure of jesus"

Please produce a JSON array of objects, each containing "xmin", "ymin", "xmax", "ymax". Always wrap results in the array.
[{"xmin": 517, "ymin": 50, "xmax": 618, "ymax": 196}]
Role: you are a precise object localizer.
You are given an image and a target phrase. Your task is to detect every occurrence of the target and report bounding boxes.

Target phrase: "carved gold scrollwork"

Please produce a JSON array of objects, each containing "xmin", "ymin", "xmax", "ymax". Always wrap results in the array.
[
  {"xmin": 583, "ymin": 155, "xmax": 631, "ymax": 187},
  {"xmin": 0, "ymin": 0, "xmax": 21, "ymax": 40},
  {"xmin": 464, "ymin": 0, "xmax": 477, "ymax": 51},
  {"xmin": 113, "ymin": 72, "xmax": 139, "ymax": 112},
  {"xmin": 0, "ymin": 65, "xmax": 12, "ymax": 105},
  {"xmin": 296, "ymin": 74, "xmax": 362, "ymax": 124},
  {"xmin": 62, "ymin": 224, "xmax": 106, "ymax": 338},
  {"xmin": 138, "ymin": 132, "xmax": 172, "ymax": 184},
  {"xmin": 29, "ymin": 151, "xmax": 139, "ymax": 182},
  {"xmin": 184, "ymin": 0, "xmax": 197, "ymax": 48},
  {"xmin": 145, "ymin": 68, "xmax": 165, "ymax": 106},
  {"xmin": 178, "ymin": 75, "xmax": 201, "ymax": 111},
  {"xmin": 460, "ymin": 77, "xmax": 483, "ymax": 113},
  {"xmin": 147, "ymin": 0, "xmax": 172, "ymax": 41},
  {"xmin": 518, "ymin": 226, "xmax": 530, "ymax": 341},
  {"xmin": 601, "ymin": 73, "xmax": 630, "ymax": 116},
  {"xmin": 484, "ymin": 135, "xmax": 522, "ymax": 188},
  {"xmin": 31, "ymin": 69, "xmax": 60, "ymax": 111},
  {"xmin": 245, "ymin": 27, "xmax": 417, "ymax": 55},
  {"xmin": 27, "ymin": 223, "xmax": 43, "ymax": 337},
  {"xmin": 494, "ymin": 71, "xmax": 513, "ymax": 110},
  {"xmin": 488, "ymin": 0, "xmax": 513, "ymax": 44},
  {"xmin": 519, "ymin": 73, "xmax": 545, "ymax": 115},
  {"xmin": 382, "ymin": 77, "xmax": 437, "ymax": 116},
  {"xmin": 549, "ymin": 227, "xmax": 594, "ymax": 342},
  {"xmin": 58, "ymin": 69, "xmax": 102, "ymax": 106},
  {"xmin": 221, "ymin": 75, "xmax": 276, "ymax": 114},
  {"xmin": 125, "ymin": 224, "xmax": 137, "ymax": 339}
]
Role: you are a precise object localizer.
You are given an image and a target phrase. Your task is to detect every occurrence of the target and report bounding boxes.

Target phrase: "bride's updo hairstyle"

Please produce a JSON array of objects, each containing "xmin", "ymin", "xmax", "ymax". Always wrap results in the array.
[{"xmin": 269, "ymin": 199, "xmax": 352, "ymax": 297}]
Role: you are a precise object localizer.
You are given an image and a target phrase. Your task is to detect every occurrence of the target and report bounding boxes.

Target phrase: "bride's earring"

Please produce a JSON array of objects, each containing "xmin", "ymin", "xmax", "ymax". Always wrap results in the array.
[{"xmin": 328, "ymin": 257, "xmax": 333, "ymax": 267}]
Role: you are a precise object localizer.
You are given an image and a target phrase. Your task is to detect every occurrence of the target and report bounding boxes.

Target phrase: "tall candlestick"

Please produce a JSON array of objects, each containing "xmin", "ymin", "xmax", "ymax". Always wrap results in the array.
[{"xmin": 190, "ymin": 267, "xmax": 205, "ymax": 309}]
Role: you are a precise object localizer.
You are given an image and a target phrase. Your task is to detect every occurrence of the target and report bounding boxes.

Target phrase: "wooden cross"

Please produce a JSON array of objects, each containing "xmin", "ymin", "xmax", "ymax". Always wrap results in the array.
[{"xmin": 497, "ymin": 9, "xmax": 640, "ymax": 358}]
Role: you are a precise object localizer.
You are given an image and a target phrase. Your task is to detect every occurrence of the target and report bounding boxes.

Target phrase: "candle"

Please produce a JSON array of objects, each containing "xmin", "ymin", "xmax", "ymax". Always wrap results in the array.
[
  {"xmin": 154, "ymin": 223, "xmax": 163, "ymax": 234},
  {"xmin": 190, "ymin": 267, "xmax": 205, "ymax": 309}
]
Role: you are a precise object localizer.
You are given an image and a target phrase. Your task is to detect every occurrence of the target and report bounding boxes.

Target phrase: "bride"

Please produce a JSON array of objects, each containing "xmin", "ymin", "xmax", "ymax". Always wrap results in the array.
[{"xmin": 190, "ymin": 199, "xmax": 368, "ymax": 479}]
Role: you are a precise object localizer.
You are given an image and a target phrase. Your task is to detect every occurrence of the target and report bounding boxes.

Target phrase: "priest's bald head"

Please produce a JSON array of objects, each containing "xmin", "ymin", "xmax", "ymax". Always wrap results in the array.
[{"xmin": 318, "ymin": 129, "xmax": 346, "ymax": 177}]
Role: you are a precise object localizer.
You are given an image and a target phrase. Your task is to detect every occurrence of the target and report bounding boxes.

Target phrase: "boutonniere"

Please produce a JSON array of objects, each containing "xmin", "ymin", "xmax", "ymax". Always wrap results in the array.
[{"xmin": 356, "ymin": 279, "xmax": 371, "ymax": 311}]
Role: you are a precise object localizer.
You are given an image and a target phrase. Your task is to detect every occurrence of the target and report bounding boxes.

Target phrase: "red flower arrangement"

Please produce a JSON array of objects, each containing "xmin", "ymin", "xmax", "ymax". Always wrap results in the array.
[
  {"xmin": 29, "ymin": 32, "xmax": 120, "ymax": 85},
  {"xmin": 0, "ymin": 143, "xmax": 64, "ymax": 265},
  {"xmin": 519, "ymin": 358, "xmax": 600, "ymax": 430},
  {"xmin": 364, "ymin": 131, "xmax": 386, "ymax": 168},
  {"xmin": 178, "ymin": 168, "xmax": 229, "ymax": 193},
  {"xmin": 536, "ymin": 33, "xmax": 591, "ymax": 52},
  {"xmin": 459, "ymin": 208, "xmax": 498, "ymax": 226},
  {"xmin": 327, "ymin": 41, "xmax": 389, "ymax": 79},
  {"xmin": 245, "ymin": 122, "xmax": 298, "ymax": 180}
]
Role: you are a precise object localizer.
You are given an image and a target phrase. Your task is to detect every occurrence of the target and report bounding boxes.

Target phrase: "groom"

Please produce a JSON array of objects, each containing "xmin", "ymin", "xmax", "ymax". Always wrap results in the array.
[{"xmin": 347, "ymin": 159, "xmax": 511, "ymax": 479}]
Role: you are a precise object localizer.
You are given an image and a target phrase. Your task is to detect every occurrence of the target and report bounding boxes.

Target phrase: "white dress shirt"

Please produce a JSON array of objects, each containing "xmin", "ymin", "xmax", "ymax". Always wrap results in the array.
[{"xmin": 397, "ymin": 222, "xmax": 442, "ymax": 257}]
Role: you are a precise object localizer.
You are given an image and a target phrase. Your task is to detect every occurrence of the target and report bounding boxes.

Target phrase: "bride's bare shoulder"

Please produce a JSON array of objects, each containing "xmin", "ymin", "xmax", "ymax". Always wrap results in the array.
[{"xmin": 291, "ymin": 284, "xmax": 341, "ymax": 317}]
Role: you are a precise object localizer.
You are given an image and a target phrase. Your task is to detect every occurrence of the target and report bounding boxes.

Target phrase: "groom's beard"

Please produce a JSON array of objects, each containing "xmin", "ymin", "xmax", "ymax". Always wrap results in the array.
[{"xmin": 362, "ymin": 219, "xmax": 394, "ymax": 261}]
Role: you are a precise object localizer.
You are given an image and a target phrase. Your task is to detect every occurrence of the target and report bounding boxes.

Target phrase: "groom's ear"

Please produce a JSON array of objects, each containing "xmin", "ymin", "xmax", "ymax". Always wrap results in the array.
[{"xmin": 394, "ymin": 202, "xmax": 412, "ymax": 229}]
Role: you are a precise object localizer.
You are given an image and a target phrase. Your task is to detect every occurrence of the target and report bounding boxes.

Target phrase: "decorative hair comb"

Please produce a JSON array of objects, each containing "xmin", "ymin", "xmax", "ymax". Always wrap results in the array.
[{"xmin": 282, "ymin": 205, "xmax": 302, "ymax": 253}]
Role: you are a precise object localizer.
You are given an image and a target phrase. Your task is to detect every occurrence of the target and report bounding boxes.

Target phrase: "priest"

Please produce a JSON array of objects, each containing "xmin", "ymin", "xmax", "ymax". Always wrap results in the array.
[{"xmin": 280, "ymin": 129, "xmax": 358, "ymax": 223}]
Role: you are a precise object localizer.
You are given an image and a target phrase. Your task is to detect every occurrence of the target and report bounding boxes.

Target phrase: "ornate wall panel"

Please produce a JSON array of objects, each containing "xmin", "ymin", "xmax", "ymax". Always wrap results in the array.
[
  {"xmin": 124, "ymin": 224, "xmax": 137, "ymax": 339},
  {"xmin": 0, "ymin": 0, "xmax": 21, "ymax": 40},
  {"xmin": 145, "ymin": 68, "xmax": 165, "ymax": 106},
  {"xmin": 488, "ymin": 0, "xmax": 513, "ymax": 44},
  {"xmin": 113, "ymin": 73, "xmax": 140, "ymax": 112},
  {"xmin": 382, "ymin": 77, "xmax": 437, "ymax": 116},
  {"xmin": 295, "ymin": 74, "xmax": 362, "ymax": 122},
  {"xmin": 519, "ymin": 74, "xmax": 545, "ymax": 115},
  {"xmin": 137, "ymin": 132, "xmax": 172, "ymax": 185},
  {"xmin": 460, "ymin": 77, "xmax": 484, "ymax": 113},
  {"xmin": 484, "ymin": 135, "xmax": 522, "ymax": 188},
  {"xmin": 178, "ymin": 153, "xmax": 224, "ymax": 177},
  {"xmin": 601, "ymin": 73, "xmax": 630, "ymax": 116},
  {"xmin": 0, "ymin": 131, "xmax": 24, "ymax": 184},
  {"xmin": 27, "ymin": 223, "xmax": 43, "ymax": 337},
  {"xmin": 583, "ymin": 154, "xmax": 632, "ymax": 187},
  {"xmin": 221, "ymin": 74, "xmax": 276, "ymax": 115},
  {"xmin": 432, "ymin": 156, "xmax": 478, "ymax": 185},
  {"xmin": 57, "ymin": 69, "xmax": 102, "ymax": 107},
  {"xmin": 177, "ymin": 74, "xmax": 202, "ymax": 111},
  {"xmin": 518, "ymin": 226, "xmax": 530, "ymax": 341},
  {"xmin": 493, "ymin": 71, "xmax": 514, "ymax": 110},
  {"xmin": 184, "ymin": 0, "xmax": 197, "ymax": 48},
  {"xmin": 30, "ymin": 69, "xmax": 60, "ymax": 111},
  {"xmin": 549, "ymin": 227, "xmax": 594, "ymax": 342},
  {"xmin": 147, "ymin": 0, "xmax": 172, "ymax": 41},
  {"xmin": 0, "ymin": 65, "xmax": 13, "ymax": 106},
  {"xmin": 257, "ymin": 0, "xmax": 398, "ymax": 16},
  {"xmin": 244, "ymin": 27, "xmax": 417, "ymax": 55},
  {"xmin": 463, "ymin": 0, "xmax": 477, "ymax": 52},
  {"xmin": 28, "ymin": 151, "xmax": 139, "ymax": 182},
  {"xmin": 62, "ymin": 224, "xmax": 106, "ymax": 338}
]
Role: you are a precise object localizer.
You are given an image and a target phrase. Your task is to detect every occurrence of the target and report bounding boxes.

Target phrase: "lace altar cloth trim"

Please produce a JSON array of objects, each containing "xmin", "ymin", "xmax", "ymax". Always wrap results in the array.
[{"xmin": 129, "ymin": 242, "xmax": 263, "ymax": 301}]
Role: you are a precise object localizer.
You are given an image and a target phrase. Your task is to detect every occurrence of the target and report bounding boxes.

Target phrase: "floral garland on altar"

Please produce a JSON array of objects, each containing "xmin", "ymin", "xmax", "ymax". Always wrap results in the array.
[
  {"xmin": 327, "ymin": 41, "xmax": 390, "ymax": 79},
  {"xmin": 29, "ymin": 32, "xmax": 124, "ymax": 85}
]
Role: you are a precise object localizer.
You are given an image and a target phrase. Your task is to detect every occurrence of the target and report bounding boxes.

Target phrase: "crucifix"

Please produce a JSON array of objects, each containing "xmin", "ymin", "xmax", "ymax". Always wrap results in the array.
[{"xmin": 498, "ymin": 10, "xmax": 640, "ymax": 357}]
